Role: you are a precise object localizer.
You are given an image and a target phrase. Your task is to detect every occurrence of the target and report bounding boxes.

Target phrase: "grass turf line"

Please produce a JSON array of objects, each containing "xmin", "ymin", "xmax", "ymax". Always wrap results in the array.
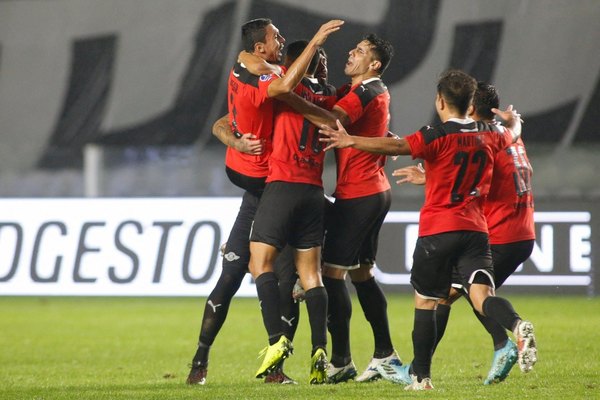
[{"xmin": 0, "ymin": 295, "xmax": 599, "ymax": 399}]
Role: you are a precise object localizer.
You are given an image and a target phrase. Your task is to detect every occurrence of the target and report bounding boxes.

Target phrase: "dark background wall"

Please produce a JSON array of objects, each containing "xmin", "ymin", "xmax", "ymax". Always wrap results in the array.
[{"xmin": 0, "ymin": 0, "xmax": 599, "ymax": 199}]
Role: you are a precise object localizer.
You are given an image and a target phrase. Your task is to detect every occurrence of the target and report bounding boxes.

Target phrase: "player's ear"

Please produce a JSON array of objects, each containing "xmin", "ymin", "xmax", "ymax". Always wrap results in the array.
[
  {"xmin": 254, "ymin": 42, "xmax": 265, "ymax": 54},
  {"xmin": 467, "ymin": 104, "xmax": 475, "ymax": 117},
  {"xmin": 370, "ymin": 60, "xmax": 382, "ymax": 73},
  {"xmin": 436, "ymin": 93, "xmax": 445, "ymax": 110}
]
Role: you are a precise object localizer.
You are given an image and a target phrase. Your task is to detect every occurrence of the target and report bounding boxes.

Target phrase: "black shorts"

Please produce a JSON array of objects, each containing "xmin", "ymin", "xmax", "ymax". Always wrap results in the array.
[
  {"xmin": 250, "ymin": 181, "xmax": 325, "ymax": 250},
  {"xmin": 222, "ymin": 188, "xmax": 298, "ymax": 279},
  {"xmin": 450, "ymin": 239, "xmax": 535, "ymax": 291},
  {"xmin": 322, "ymin": 190, "xmax": 391, "ymax": 270},
  {"xmin": 411, "ymin": 231, "xmax": 493, "ymax": 299},
  {"xmin": 226, "ymin": 167, "xmax": 266, "ymax": 196},
  {"xmin": 491, "ymin": 239, "xmax": 535, "ymax": 287}
]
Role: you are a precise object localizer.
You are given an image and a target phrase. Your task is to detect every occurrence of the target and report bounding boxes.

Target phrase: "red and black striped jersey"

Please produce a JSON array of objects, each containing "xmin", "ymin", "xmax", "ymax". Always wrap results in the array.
[
  {"xmin": 406, "ymin": 119, "xmax": 514, "ymax": 236},
  {"xmin": 267, "ymin": 77, "xmax": 337, "ymax": 186},
  {"xmin": 485, "ymin": 136, "xmax": 535, "ymax": 244},
  {"xmin": 224, "ymin": 63, "xmax": 283, "ymax": 178},
  {"xmin": 333, "ymin": 78, "xmax": 391, "ymax": 199}
]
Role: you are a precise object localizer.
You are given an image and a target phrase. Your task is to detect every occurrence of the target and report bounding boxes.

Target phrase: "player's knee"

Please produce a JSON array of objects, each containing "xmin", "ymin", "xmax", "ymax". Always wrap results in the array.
[
  {"xmin": 322, "ymin": 264, "xmax": 347, "ymax": 280},
  {"xmin": 349, "ymin": 263, "xmax": 374, "ymax": 282},
  {"xmin": 441, "ymin": 287, "xmax": 463, "ymax": 305}
]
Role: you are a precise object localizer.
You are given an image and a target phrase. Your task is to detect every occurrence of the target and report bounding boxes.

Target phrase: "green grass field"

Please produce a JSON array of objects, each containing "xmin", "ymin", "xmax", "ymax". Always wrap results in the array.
[{"xmin": 1, "ymin": 294, "xmax": 599, "ymax": 400}]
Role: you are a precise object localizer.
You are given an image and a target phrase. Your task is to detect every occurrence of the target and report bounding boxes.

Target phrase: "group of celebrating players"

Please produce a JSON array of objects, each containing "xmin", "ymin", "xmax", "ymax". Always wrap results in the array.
[{"xmin": 185, "ymin": 17, "xmax": 538, "ymax": 391}]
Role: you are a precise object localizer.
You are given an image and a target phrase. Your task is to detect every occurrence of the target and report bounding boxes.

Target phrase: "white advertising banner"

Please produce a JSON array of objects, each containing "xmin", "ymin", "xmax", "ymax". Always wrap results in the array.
[
  {"xmin": 0, "ymin": 198, "xmax": 259, "ymax": 296},
  {"xmin": 375, "ymin": 211, "xmax": 593, "ymax": 289},
  {"xmin": 0, "ymin": 198, "xmax": 594, "ymax": 296}
]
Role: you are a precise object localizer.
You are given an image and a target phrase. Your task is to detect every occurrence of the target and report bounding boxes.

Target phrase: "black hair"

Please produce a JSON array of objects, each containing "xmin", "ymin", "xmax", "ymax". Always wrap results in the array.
[
  {"xmin": 284, "ymin": 40, "xmax": 320, "ymax": 75},
  {"xmin": 364, "ymin": 33, "xmax": 394, "ymax": 74},
  {"xmin": 241, "ymin": 18, "xmax": 272, "ymax": 52},
  {"xmin": 436, "ymin": 69, "xmax": 478, "ymax": 115},
  {"xmin": 474, "ymin": 81, "xmax": 500, "ymax": 120}
]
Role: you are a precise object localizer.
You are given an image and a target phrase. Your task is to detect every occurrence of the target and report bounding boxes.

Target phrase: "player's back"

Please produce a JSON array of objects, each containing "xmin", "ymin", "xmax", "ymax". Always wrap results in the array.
[
  {"xmin": 268, "ymin": 77, "xmax": 337, "ymax": 187},
  {"xmin": 411, "ymin": 119, "xmax": 513, "ymax": 236},
  {"xmin": 485, "ymin": 137, "xmax": 535, "ymax": 244}
]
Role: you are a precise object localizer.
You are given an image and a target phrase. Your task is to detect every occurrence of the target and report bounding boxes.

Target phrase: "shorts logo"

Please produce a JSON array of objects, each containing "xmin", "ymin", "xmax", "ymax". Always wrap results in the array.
[
  {"xmin": 224, "ymin": 251, "xmax": 240, "ymax": 261},
  {"xmin": 259, "ymin": 74, "xmax": 272, "ymax": 82}
]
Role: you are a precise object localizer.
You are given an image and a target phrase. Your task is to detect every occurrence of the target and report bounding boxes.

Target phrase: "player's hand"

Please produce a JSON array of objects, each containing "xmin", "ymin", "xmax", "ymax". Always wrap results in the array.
[
  {"xmin": 392, "ymin": 164, "xmax": 426, "ymax": 186},
  {"xmin": 319, "ymin": 119, "xmax": 353, "ymax": 151},
  {"xmin": 311, "ymin": 19, "xmax": 344, "ymax": 46},
  {"xmin": 235, "ymin": 133, "xmax": 263, "ymax": 155},
  {"xmin": 292, "ymin": 278, "xmax": 305, "ymax": 302},
  {"xmin": 492, "ymin": 104, "xmax": 524, "ymax": 124}
]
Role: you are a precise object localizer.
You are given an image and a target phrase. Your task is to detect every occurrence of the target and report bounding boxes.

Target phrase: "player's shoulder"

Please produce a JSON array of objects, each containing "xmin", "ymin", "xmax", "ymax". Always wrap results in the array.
[
  {"xmin": 418, "ymin": 123, "xmax": 446, "ymax": 144},
  {"xmin": 231, "ymin": 62, "xmax": 260, "ymax": 87},
  {"xmin": 476, "ymin": 120, "xmax": 505, "ymax": 134},
  {"xmin": 232, "ymin": 62, "xmax": 279, "ymax": 88},
  {"xmin": 258, "ymin": 73, "xmax": 278, "ymax": 84},
  {"xmin": 301, "ymin": 77, "xmax": 336, "ymax": 96},
  {"xmin": 350, "ymin": 78, "xmax": 388, "ymax": 107}
]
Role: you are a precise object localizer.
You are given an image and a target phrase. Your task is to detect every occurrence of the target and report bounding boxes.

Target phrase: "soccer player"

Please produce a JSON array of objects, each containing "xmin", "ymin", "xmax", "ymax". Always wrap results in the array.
[
  {"xmin": 318, "ymin": 69, "xmax": 537, "ymax": 390},
  {"xmin": 243, "ymin": 39, "xmax": 338, "ymax": 384},
  {"xmin": 186, "ymin": 17, "xmax": 343, "ymax": 386},
  {"xmin": 392, "ymin": 81, "xmax": 536, "ymax": 385},
  {"xmin": 282, "ymin": 34, "xmax": 403, "ymax": 384},
  {"xmin": 315, "ymin": 47, "xmax": 329, "ymax": 86}
]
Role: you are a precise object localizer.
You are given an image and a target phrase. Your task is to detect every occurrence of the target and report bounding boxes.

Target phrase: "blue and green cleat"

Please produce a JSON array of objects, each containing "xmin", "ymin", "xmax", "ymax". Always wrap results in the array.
[
  {"xmin": 376, "ymin": 360, "xmax": 412, "ymax": 385},
  {"xmin": 484, "ymin": 339, "xmax": 518, "ymax": 385}
]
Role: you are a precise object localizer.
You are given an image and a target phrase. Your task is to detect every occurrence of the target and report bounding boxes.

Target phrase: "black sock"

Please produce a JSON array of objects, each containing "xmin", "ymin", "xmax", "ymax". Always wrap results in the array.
[
  {"xmin": 255, "ymin": 272, "xmax": 283, "ymax": 344},
  {"xmin": 473, "ymin": 308, "xmax": 509, "ymax": 350},
  {"xmin": 278, "ymin": 278, "xmax": 300, "ymax": 341},
  {"xmin": 194, "ymin": 266, "xmax": 246, "ymax": 366},
  {"xmin": 482, "ymin": 296, "xmax": 520, "ymax": 332},
  {"xmin": 305, "ymin": 286, "xmax": 328, "ymax": 353},
  {"xmin": 353, "ymin": 277, "xmax": 394, "ymax": 358},
  {"xmin": 323, "ymin": 276, "xmax": 352, "ymax": 366},
  {"xmin": 191, "ymin": 342, "xmax": 210, "ymax": 368},
  {"xmin": 432, "ymin": 303, "xmax": 451, "ymax": 354},
  {"xmin": 411, "ymin": 309, "xmax": 436, "ymax": 380}
]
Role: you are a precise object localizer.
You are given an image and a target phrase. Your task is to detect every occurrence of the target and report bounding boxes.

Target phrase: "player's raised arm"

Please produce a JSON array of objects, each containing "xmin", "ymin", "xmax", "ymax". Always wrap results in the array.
[
  {"xmin": 238, "ymin": 51, "xmax": 283, "ymax": 76},
  {"xmin": 268, "ymin": 19, "xmax": 344, "ymax": 97},
  {"xmin": 319, "ymin": 119, "xmax": 411, "ymax": 156},
  {"xmin": 492, "ymin": 104, "xmax": 523, "ymax": 142},
  {"xmin": 212, "ymin": 114, "xmax": 263, "ymax": 155},
  {"xmin": 280, "ymin": 93, "xmax": 351, "ymax": 129}
]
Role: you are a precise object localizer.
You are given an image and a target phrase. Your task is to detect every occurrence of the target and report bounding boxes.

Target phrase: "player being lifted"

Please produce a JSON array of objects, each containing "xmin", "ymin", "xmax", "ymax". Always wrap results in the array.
[{"xmin": 186, "ymin": 17, "xmax": 343, "ymax": 385}]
